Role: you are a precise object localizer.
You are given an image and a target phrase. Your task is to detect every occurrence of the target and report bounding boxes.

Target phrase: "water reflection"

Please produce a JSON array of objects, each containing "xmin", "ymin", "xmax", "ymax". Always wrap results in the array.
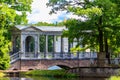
[{"xmin": 0, "ymin": 77, "xmax": 109, "ymax": 80}]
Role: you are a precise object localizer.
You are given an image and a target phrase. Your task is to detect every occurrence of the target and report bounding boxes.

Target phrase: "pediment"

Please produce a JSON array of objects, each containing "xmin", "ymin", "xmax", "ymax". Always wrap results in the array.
[{"xmin": 22, "ymin": 26, "xmax": 40, "ymax": 32}]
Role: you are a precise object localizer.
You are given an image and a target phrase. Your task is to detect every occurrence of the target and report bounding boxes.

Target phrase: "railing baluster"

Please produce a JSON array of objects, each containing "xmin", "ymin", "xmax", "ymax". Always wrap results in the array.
[{"xmin": 10, "ymin": 52, "xmax": 20, "ymax": 63}]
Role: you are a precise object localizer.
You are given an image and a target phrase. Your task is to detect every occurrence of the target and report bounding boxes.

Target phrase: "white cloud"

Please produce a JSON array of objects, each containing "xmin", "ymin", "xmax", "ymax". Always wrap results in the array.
[
  {"xmin": 27, "ymin": 0, "xmax": 84, "ymax": 24},
  {"xmin": 27, "ymin": 0, "xmax": 66, "ymax": 24}
]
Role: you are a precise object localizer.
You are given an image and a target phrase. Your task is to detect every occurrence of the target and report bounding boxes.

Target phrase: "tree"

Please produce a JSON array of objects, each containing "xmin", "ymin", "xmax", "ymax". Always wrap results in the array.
[
  {"xmin": 0, "ymin": 0, "xmax": 32, "ymax": 69},
  {"xmin": 48, "ymin": 0, "xmax": 120, "ymax": 65},
  {"xmin": 34, "ymin": 21, "xmax": 64, "ymax": 26}
]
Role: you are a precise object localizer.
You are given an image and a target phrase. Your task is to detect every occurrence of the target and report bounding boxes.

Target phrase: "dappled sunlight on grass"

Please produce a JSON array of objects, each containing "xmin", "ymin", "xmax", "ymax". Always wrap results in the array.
[
  {"xmin": 0, "ymin": 72, "xmax": 5, "ymax": 78},
  {"xmin": 25, "ymin": 69, "xmax": 77, "ymax": 78},
  {"xmin": 108, "ymin": 76, "xmax": 120, "ymax": 80}
]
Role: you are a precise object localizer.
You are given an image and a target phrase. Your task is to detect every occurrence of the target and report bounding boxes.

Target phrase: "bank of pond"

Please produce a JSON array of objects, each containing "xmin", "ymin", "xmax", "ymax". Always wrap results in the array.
[
  {"xmin": 0, "ymin": 70, "xmax": 77, "ymax": 78},
  {"xmin": 0, "ymin": 70, "xmax": 120, "ymax": 80},
  {"xmin": 24, "ymin": 69, "xmax": 77, "ymax": 78}
]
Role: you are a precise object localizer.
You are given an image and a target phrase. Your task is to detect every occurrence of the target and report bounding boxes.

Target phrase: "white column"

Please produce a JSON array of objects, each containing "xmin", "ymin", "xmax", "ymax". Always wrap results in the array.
[
  {"xmin": 63, "ymin": 37, "xmax": 69, "ymax": 53},
  {"xmin": 35, "ymin": 35, "xmax": 38, "ymax": 57},
  {"xmin": 21, "ymin": 35, "xmax": 25, "ymax": 57},
  {"xmin": 53, "ymin": 35, "xmax": 56, "ymax": 58},
  {"xmin": 61, "ymin": 36, "xmax": 64, "ymax": 58},
  {"xmin": 38, "ymin": 34, "xmax": 40, "ymax": 53},
  {"xmin": 45, "ymin": 35, "xmax": 48, "ymax": 57}
]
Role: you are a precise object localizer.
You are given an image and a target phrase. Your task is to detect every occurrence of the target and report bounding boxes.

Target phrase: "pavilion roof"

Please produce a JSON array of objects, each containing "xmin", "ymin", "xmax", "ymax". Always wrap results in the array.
[{"xmin": 15, "ymin": 25, "xmax": 67, "ymax": 32}]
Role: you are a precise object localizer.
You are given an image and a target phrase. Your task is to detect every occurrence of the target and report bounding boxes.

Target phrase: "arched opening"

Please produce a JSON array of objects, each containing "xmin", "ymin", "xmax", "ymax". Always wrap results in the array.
[
  {"xmin": 57, "ymin": 65, "xmax": 70, "ymax": 70},
  {"xmin": 28, "ymin": 69, "xmax": 34, "ymax": 71},
  {"xmin": 48, "ymin": 65, "xmax": 70, "ymax": 70},
  {"xmin": 25, "ymin": 36, "xmax": 35, "ymax": 52},
  {"xmin": 48, "ymin": 65, "xmax": 62, "ymax": 70},
  {"xmin": 13, "ymin": 68, "xmax": 18, "ymax": 70}
]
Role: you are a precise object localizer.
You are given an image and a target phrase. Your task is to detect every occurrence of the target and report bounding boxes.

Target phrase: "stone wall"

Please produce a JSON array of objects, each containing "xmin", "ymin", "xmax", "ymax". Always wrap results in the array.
[
  {"xmin": 68, "ymin": 67, "xmax": 120, "ymax": 77},
  {"xmin": 10, "ymin": 59, "xmax": 91, "ymax": 70}
]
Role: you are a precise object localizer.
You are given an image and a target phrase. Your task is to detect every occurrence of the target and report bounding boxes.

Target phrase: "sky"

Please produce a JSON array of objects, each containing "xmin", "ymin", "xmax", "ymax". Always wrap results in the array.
[{"xmin": 27, "ymin": 0, "xmax": 79, "ymax": 24}]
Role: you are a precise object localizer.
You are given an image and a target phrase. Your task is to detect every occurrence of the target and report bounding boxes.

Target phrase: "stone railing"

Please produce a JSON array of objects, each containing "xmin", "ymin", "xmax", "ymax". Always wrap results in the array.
[
  {"xmin": 10, "ymin": 52, "xmax": 20, "ymax": 63},
  {"xmin": 10, "ymin": 52, "xmax": 97, "ymax": 62},
  {"xmin": 10, "ymin": 51, "xmax": 120, "ymax": 65}
]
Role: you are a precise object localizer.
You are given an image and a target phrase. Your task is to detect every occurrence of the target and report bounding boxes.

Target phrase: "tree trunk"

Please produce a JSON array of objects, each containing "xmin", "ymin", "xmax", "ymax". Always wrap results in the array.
[
  {"xmin": 97, "ymin": 16, "xmax": 105, "ymax": 66},
  {"xmin": 97, "ymin": 52, "xmax": 106, "ymax": 66},
  {"xmin": 104, "ymin": 37, "xmax": 110, "ymax": 64},
  {"xmin": 98, "ymin": 16, "xmax": 104, "ymax": 52},
  {"xmin": 97, "ymin": 29, "xmax": 105, "ymax": 66},
  {"xmin": 98, "ymin": 29, "xmax": 104, "ymax": 52}
]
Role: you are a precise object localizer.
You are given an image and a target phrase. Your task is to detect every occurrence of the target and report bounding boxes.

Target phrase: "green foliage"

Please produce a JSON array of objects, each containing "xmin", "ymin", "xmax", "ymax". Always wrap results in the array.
[
  {"xmin": 64, "ymin": 19, "xmax": 98, "ymax": 51},
  {"xmin": 35, "ymin": 21, "xmax": 65, "ymax": 52},
  {"xmin": 71, "ymin": 46, "xmax": 89, "ymax": 53},
  {"xmin": 40, "ymin": 35, "xmax": 45, "ymax": 52},
  {"xmin": 0, "ymin": 72, "xmax": 5, "ymax": 77},
  {"xmin": 108, "ymin": 76, "xmax": 120, "ymax": 80},
  {"xmin": 0, "ymin": 39, "xmax": 10, "ymax": 70},
  {"xmin": 48, "ymin": 36, "xmax": 54, "ymax": 52},
  {"xmin": 0, "ymin": 77, "xmax": 10, "ymax": 80},
  {"xmin": 35, "ymin": 22, "xmax": 56, "ymax": 26},
  {"xmin": 34, "ymin": 21, "xmax": 65, "ymax": 26},
  {"xmin": 26, "ymin": 70, "xmax": 77, "ymax": 78},
  {"xmin": 0, "ymin": 0, "xmax": 32, "ymax": 69},
  {"xmin": 68, "ymin": 7, "xmax": 102, "ymax": 17},
  {"xmin": 48, "ymin": 0, "xmax": 120, "ymax": 55},
  {"xmin": 39, "ymin": 35, "xmax": 54, "ymax": 52}
]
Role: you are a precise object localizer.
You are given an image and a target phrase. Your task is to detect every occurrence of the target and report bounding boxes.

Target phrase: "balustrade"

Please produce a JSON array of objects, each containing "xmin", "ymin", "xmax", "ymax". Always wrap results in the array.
[
  {"xmin": 10, "ymin": 51, "xmax": 120, "ymax": 65},
  {"xmin": 10, "ymin": 52, "xmax": 98, "ymax": 62},
  {"xmin": 10, "ymin": 52, "xmax": 20, "ymax": 63}
]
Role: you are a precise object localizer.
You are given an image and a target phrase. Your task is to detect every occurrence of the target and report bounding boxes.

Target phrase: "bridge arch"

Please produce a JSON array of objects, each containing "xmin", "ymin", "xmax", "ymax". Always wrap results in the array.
[
  {"xmin": 47, "ymin": 61, "xmax": 73, "ymax": 70},
  {"xmin": 57, "ymin": 65, "xmax": 70, "ymax": 69},
  {"xmin": 48, "ymin": 65, "xmax": 70, "ymax": 70}
]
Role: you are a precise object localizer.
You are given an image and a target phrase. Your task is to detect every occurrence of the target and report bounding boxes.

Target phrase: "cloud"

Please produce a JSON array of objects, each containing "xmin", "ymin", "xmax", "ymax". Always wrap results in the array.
[
  {"xmin": 27, "ymin": 0, "xmax": 84, "ymax": 24},
  {"xmin": 27, "ymin": 0, "xmax": 66, "ymax": 24}
]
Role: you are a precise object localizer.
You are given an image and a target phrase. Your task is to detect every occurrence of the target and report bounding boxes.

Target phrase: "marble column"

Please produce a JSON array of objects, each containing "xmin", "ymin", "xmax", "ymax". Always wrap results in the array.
[
  {"xmin": 61, "ymin": 36, "xmax": 64, "ymax": 58},
  {"xmin": 53, "ymin": 35, "xmax": 56, "ymax": 58},
  {"xmin": 38, "ymin": 34, "xmax": 40, "ymax": 54},
  {"xmin": 45, "ymin": 35, "xmax": 48, "ymax": 58},
  {"xmin": 21, "ymin": 35, "xmax": 25, "ymax": 58},
  {"xmin": 34, "ymin": 35, "xmax": 38, "ymax": 57}
]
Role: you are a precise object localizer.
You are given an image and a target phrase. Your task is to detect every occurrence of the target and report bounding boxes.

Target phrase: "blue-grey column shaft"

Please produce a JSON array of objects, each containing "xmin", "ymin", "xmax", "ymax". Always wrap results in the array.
[
  {"xmin": 21, "ymin": 34, "xmax": 25, "ymax": 58},
  {"xmin": 61, "ymin": 36, "xmax": 64, "ymax": 57},
  {"xmin": 45, "ymin": 35, "xmax": 48, "ymax": 58},
  {"xmin": 38, "ymin": 34, "xmax": 40, "ymax": 53},
  {"xmin": 53, "ymin": 35, "xmax": 56, "ymax": 58},
  {"xmin": 35, "ymin": 35, "xmax": 38, "ymax": 57}
]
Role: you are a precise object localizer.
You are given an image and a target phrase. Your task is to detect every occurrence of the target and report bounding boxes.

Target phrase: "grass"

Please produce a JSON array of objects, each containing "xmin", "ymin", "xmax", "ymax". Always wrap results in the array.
[
  {"xmin": 108, "ymin": 76, "xmax": 120, "ymax": 80},
  {"xmin": 0, "ymin": 72, "xmax": 5, "ymax": 77},
  {"xmin": 25, "ymin": 69, "xmax": 77, "ymax": 78}
]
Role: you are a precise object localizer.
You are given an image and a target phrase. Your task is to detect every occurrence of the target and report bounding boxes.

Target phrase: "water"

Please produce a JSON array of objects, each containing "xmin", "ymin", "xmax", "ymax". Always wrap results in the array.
[{"xmin": 0, "ymin": 77, "xmax": 110, "ymax": 80}]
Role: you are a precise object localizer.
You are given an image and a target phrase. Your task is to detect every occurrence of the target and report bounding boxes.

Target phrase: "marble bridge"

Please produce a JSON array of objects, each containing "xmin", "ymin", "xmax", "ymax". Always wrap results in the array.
[{"xmin": 10, "ymin": 25, "xmax": 100, "ymax": 70}]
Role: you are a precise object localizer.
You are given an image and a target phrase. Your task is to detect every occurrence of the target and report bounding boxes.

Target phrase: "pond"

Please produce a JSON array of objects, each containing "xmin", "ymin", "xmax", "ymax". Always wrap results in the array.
[{"xmin": 0, "ymin": 76, "xmax": 114, "ymax": 80}]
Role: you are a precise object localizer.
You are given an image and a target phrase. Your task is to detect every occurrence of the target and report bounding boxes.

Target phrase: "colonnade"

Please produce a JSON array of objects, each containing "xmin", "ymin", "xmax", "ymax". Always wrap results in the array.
[
  {"xmin": 11, "ymin": 26, "xmax": 97, "ymax": 60},
  {"xmin": 12, "ymin": 33, "xmax": 68, "ymax": 58}
]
